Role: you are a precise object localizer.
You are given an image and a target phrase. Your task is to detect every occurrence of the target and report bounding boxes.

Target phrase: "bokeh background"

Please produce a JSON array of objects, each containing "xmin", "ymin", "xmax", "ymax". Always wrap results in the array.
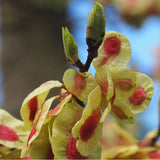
[{"xmin": 0, "ymin": 0, "xmax": 160, "ymax": 139}]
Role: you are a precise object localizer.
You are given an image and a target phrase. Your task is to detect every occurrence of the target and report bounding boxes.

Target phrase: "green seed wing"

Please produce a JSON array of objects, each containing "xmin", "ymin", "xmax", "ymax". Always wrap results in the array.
[
  {"xmin": 20, "ymin": 80, "xmax": 62, "ymax": 130},
  {"xmin": 72, "ymin": 86, "xmax": 102, "ymax": 156},
  {"xmin": 0, "ymin": 108, "xmax": 29, "ymax": 149},
  {"xmin": 93, "ymin": 31, "xmax": 131, "ymax": 71},
  {"xmin": 63, "ymin": 68, "xmax": 97, "ymax": 102}
]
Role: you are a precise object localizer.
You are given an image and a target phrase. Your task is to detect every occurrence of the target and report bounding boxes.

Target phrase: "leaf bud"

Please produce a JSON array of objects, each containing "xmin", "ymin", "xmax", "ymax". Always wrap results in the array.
[
  {"xmin": 86, "ymin": 2, "xmax": 106, "ymax": 48},
  {"xmin": 62, "ymin": 27, "xmax": 79, "ymax": 66}
]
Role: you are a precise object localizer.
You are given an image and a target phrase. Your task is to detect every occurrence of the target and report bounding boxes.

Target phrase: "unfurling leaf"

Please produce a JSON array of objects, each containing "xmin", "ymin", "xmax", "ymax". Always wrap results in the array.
[
  {"xmin": 86, "ymin": 2, "xmax": 106, "ymax": 48},
  {"xmin": 62, "ymin": 27, "xmax": 79, "ymax": 66}
]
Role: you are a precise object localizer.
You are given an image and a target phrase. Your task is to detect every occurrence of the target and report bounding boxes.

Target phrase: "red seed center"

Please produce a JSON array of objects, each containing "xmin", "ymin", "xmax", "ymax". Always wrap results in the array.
[
  {"xmin": 129, "ymin": 87, "xmax": 146, "ymax": 105},
  {"xmin": 0, "ymin": 125, "xmax": 19, "ymax": 141},
  {"xmin": 79, "ymin": 108, "xmax": 101, "ymax": 142},
  {"xmin": 28, "ymin": 96, "xmax": 38, "ymax": 121},
  {"xmin": 113, "ymin": 79, "xmax": 134, "ymax": 91},
  {"xmin": 66, "ymin": 137, "xmax": 86, "ymax": 159},
  {"xmin": 111, "ymin": 105, "xmax": 128, "ymax": 120},
  {"xmin": 27, "ymin": 102, "xmax": 44, "ymax": 146},
  {"xmin": 104, "ymin": 37, "xmax": 121, "ymax": 55},
  {"xmin": 73, "ymin": 74, "xmax": 86, "ymax": 96}
]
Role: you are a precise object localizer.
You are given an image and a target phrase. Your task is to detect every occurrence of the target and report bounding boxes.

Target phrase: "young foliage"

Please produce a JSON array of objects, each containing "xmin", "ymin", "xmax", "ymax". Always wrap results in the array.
[
  {"xmin": 62, "ymin": 27, "xmax": 79, "ymax": 66},
  {"xmin": 86, "ymin": 2, "xmax": 106, "ymax": 48}
]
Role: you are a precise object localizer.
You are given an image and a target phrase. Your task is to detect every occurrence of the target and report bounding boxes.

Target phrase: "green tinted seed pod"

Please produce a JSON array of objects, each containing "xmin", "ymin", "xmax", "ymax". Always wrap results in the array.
[
  {"xmin": 62, "ymin": 27, "xmax": 79, "ymax": 66},
  {"xmin": 86, "ymin": 2, "xmax": 106, "ymax": 48}
]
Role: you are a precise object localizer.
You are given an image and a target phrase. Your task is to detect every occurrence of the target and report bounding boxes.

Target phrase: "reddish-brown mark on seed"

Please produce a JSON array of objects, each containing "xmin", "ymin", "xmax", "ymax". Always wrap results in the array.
[
  {"xmin": 113, "ymin": 79, "xmax": 135, "ymax": 91},
  {"xmin": 73, "ymin": 74, "xmax": 86, "ymax": 95},
  {"xmin": 79, "ymin": 108, "xmax": 101, "ymax": 142},
  {"xmin": 99, "ymin": 37, "xmax": 121, "ymax": 67},
  {"xmin": 111, "ymin": 105, "xmax": 128, "ymax": 120},
  {"xmin": 28, "ymin": 96, "xmax": 38, "ymax": 121},
  {"xmin": 27, "ymin": 102, "xmax": 44, "ymax": 146},
  {"xmin": 0, "ymin": 125, "xmax": 19, "ymax": 141},
  {"xmin": 66, "ymin": 137, "xmax": 86, "ymax": 160},
  {"xmin": 129, "ymin": 87, "xmax": 146, "ymax": 105}
]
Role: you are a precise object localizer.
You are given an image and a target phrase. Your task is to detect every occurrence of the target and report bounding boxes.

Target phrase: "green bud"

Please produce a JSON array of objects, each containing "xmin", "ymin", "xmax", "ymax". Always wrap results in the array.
[
  {"xmin": 86, "ymin": 2, "xmax": 106, "ymax": 48},
  {"xmin": 62, "ymin": 27, "xmax": 79, "ymax": 66}
]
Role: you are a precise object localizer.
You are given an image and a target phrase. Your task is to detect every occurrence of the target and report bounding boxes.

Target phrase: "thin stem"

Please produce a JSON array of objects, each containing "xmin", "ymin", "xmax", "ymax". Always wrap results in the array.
[
  {"xmin": 83, "ymin": 48, "xmax": 98, "ymax": 72},
  {"xmin": 150, "ymin": 123, "xmax": 160, "ymax": 146},
  {"xmin": 150, "ymin": 97, "xmax": 160, "ymax": 146},
  {"xmin": 75, "ymin": 38, "xmax": 102, "ymax": 73}
]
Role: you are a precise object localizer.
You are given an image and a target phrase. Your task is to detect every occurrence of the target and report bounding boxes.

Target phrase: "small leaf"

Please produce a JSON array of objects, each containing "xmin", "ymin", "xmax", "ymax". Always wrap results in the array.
[
  {"xmin": 93, "ymin": 31, "xmax": 131, "ymax": 71},
  {"xmin": 63, "ymin": 68, "xmax": 97, "ymax": 102},
  {"xmin": 20, "ymin": 80, "xmax": 62, "ymax": 130},
  {"xmin": 86, "ymin": 2, "xmax": 106, "ymax": 47},
  {"xmin": 72, "ymin": 86, "xmax": 102, "ymax": 156},
  {"xmin": 62, "ymin": 27, "xmax": 79, "ymax": 66},
  {"xmin": 111, "ymin": 67, "xmax": 136, "ymax": 91}
]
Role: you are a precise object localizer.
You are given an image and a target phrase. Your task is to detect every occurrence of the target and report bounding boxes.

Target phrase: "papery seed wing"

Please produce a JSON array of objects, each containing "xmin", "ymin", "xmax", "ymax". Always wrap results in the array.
[
  {"xmin": 72, "ymin": 86, "xmax": 102, "ymax": 156},
  {"xmin": 111, "ymin": 68, "xmax": 154, "ymax": 115},
  {"xmin": 50, "ymin": 101, "xmax": 84, "ymax": 159},
  {"xmin": 100, "ymin": 102, "xmax": 111, "ymax": 123},
  {"xmin": 93, "ymin": 31, "xmax": 131, "ymax": 71},
  {"xmin": 129, "ymin": 72, "xmax": 154, "ymax": 114},
  {"xmin": 29, "ymin": 124, "xmax": 54, "ymax": 159},
  {"xmin": 95, "ymin": 68, "xmax": 114, "ymax": 101},
  {"xmin": 63, "ymin": 69, "xmax": 97, "ymax": 102},
  {"xmin": 50, "ymin": 101, "xmax": 101, "ymax": 159},
  {"xmin": 111, "ymin": 98, "xmax": 135, "ymax": 123},
  {"xmin": 20, "ymin": 80, "xmax": 62, "ymax": 130},
  {"xmin": 21, "ymin": 96, "xmax": 59, "ymax": 158},
  {"xmin": 0, "ymin": 108, "xmax": 29, "ymax": 149},
  {"xmin": 44, "ymin": 94, "xmax": 72, "ymax": 124},
  {"xmin": 26, "ymin": 96, "xmax": 58, "ymax": 147}
]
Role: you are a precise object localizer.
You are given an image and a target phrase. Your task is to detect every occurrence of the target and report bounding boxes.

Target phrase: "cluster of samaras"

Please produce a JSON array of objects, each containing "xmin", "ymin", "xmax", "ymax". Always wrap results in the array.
[{"xmin": 0, "ymin": 2, "xmax": 154, "ymax": 159}]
